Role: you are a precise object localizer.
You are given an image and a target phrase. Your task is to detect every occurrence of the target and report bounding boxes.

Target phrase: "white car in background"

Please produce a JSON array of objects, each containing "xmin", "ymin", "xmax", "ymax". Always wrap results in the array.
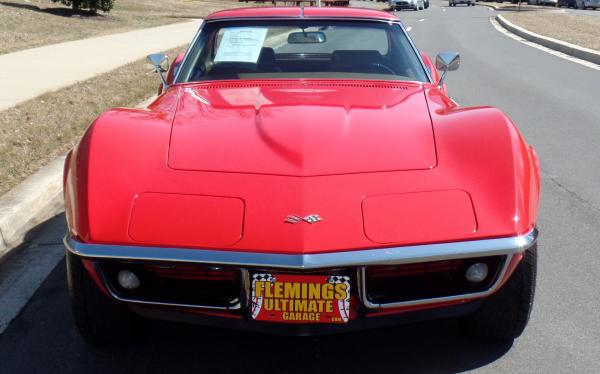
[{"xmin": 389, "ymin": 0, "xmax": 425, "ymax": 10}]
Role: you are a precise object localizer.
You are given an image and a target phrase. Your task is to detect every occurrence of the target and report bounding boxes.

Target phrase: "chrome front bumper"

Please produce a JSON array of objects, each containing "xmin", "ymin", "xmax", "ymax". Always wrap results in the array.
[{"xmin": 64, "ymin": 228, "xmax": 537, "ymax": 310}]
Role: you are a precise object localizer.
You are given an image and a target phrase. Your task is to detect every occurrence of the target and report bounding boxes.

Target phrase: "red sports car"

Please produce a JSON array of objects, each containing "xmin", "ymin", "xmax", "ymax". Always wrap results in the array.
[{"xmin": 64, "ymin": 6, "xmax": 540, "ymax": 346}]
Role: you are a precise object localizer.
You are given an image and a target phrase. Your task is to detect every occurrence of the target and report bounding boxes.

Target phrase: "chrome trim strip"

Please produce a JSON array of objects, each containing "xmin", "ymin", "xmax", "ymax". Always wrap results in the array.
[
  {"xmin": 64, "ymin": 228, "xmax": 537, "ymax": 270},
  {"xmin": 204, "ymin": 17, "xmax": 403, "ymax": 23},
  {"xmin": 240, "ymin": 268, "xmax": 251, "ymax": 309},
  {"xmin": 359, "ymin": 254, "xmax": 514, "ymax": 309},
  {"xmin": 106, "ymin": 286, "xmax": 242, "ymax": 311},
  {"xmin": 172, "ymin": 20, "xmax": 205, "ymax": 84},
  {"xmin": 180, "ymin": 18, "xmax": 432, "ymax": 85},
  {"xmin": 399, "ymin": 20, "xmax": 434, "ymax": 84}
]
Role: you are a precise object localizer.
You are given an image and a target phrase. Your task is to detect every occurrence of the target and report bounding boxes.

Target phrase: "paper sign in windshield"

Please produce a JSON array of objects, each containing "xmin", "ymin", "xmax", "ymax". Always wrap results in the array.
[{"xmin": 214, "ymin": 27, "xmax": 268, "ymax": 64}]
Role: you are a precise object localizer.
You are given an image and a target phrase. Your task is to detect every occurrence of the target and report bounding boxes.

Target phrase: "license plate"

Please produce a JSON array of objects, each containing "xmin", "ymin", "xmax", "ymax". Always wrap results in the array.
[{"xmin": 251, "ymin": 273, "xmax": 351, "ymax": 324}]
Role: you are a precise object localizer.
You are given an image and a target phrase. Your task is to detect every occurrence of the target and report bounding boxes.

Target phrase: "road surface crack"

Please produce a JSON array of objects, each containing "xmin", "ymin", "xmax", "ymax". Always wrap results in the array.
[{"xmin": 543, "ymin": 174, "xmax": 600, "ymax": 214}]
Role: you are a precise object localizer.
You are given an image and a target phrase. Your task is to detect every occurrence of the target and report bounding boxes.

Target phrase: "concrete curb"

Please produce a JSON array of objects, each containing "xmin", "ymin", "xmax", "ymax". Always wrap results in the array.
[
  {"xmin": 477, "ymin": 2, "xmax": 500, "ymax": 10},
  {"xmin": 0, "ymin": 95, "xmax": 157, "ymax": 263},
  {"xmin": 0, "ymin": 157, "xmax": 65, "ymax": 260},
  {"xmin": 478, "ymin": 2, "xmax": 563, "ymax": 10},
  {"xmin": 496, "ymin": 14, "xmax": 600, "ymax": 65}
]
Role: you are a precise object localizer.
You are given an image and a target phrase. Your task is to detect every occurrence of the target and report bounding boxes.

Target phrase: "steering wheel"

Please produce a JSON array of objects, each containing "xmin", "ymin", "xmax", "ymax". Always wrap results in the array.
[{"xmin": 359, "ymin": 63, "xmax": 396, "ymax": 75}]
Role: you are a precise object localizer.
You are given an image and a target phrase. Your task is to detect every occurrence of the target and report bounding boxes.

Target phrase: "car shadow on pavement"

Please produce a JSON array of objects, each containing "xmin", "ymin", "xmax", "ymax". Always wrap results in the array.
[
  {"xmin": 136, "ymin": 318, "xmax": 513, "ymax": 373},
  {"xmin": 0, "ymin": 248, "xmax": 513, "ymax": 374}
]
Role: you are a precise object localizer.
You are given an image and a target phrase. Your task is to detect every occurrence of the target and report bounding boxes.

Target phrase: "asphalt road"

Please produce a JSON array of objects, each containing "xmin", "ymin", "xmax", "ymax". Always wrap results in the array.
[{"xmin": 2, "ymin": 1, "xmax": 600, "ymax": 373}]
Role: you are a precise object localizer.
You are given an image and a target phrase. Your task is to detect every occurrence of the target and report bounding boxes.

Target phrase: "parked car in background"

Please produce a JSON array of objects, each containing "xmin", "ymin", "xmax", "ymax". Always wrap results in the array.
[
  {"xmin": 390, "ymin": 0, "xmax": 425, "ymax": 10},
  {"xmin": 575, "ymin": 0, "xmax": 599, "ymax": 8},
  {"xmin": 528, "ymin": 0, "xmax": 558, "ymax": 5},
  {"xmin": 557, "ymin": 0, "xmax": 576, "ymax": 6},
  {"xmin": 450, "ymin": 0, "xmax": 476, "ymax": 5}
]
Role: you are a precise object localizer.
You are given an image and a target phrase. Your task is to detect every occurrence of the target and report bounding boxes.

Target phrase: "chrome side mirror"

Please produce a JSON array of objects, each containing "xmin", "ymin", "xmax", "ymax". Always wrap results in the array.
[
  {"xmin": 147, "ymin": 53, "xmax": 170, "ymax": 89},
  {"xmin": 435, "ymin": 52, "xmax": 460, "ymax": 89}
]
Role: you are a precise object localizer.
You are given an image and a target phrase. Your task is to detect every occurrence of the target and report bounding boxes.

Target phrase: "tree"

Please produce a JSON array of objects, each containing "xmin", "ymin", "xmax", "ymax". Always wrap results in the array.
[{"xmin": 51, "ymin": 0, "xmax": 115, "ymax": 13}]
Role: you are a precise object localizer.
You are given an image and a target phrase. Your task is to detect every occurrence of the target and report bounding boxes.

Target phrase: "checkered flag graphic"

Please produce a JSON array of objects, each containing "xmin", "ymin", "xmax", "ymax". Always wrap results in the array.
[
  {"xmin": 252, "ymin": 273, "xmax": 275, "ymax": 282},
  {"xmin": 328, "ymin": 275, "xmax": 350, "ymax": 284},
  {"xmin": 328, "ymin": 275, "xmax": 351, "ymax": 322},
  {"xmin": 251, "ymin": 273, "xmax": 274, "ymax": 318}
]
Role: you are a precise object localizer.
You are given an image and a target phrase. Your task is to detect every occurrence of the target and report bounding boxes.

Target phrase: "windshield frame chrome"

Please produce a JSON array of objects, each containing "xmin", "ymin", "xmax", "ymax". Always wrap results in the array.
[{"xmin": 173, "ymin": 17, "xmax": 433, "ymax": 85}]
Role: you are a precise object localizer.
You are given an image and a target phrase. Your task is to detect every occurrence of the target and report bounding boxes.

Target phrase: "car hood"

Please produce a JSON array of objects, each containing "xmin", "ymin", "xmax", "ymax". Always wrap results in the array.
[{"xmin": 168, "ymin": 80, "xmax": 436, "ymax": 176}]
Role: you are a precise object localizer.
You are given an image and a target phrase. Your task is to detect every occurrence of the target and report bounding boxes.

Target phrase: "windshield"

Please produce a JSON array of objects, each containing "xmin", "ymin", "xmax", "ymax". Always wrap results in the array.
[{"xmin": 176, "ymin": 20, "xmax": 429, "ymax": 83}]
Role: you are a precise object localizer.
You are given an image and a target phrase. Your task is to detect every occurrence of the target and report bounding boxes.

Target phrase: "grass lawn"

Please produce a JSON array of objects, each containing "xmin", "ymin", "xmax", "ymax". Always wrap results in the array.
[
  {"xmin": 0, "ymin": 46, "xmax": 185, "ymax": 195},
  {"xmin": 0, "ymin": 0, "xmax": 252, "ymax": 54},
  {"xmin": 503, "ymin": 11, "xmax": 600, "ymax": 51}
]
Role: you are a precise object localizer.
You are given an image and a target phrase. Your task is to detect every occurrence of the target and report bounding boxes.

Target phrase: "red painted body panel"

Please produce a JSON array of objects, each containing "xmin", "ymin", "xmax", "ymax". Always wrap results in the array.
[
  {"xmin": 128, "ymin": 193, "xmax": 245, "ymax": 247},
  {"xmin": 205, "ymin": 7, "xmax": 399, "ymax": 21},
  {"xmin": 64, "ymin": 79, "xmax": 539, "ymax": 253},
  {"xmin": 362, "ymin": 190, "xmax": 477, "ymax": 244},
  {"xmin": 169, "ymin": 82, "xmax": 436, "ymax": 176},
  {"xmin": 63, "ymin": 8, "xmax": 540, "ymax": 329}
]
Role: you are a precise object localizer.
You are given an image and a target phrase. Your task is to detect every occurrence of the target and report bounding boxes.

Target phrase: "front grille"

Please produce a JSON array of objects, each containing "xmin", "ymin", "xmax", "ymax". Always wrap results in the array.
[
  {"xmin": 364, "ymin": 256, "xmax": 506, "ymax": 305},
  {"xmin": 101, "ymin": 262, "xmax": 242, "ymax": 308}
]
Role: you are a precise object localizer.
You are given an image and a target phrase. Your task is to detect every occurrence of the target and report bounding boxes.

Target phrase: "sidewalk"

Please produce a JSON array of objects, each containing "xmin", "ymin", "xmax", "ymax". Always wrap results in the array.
[{"xmin": 0, "ymin": 20, "xmax": 200, "ymax": 111}]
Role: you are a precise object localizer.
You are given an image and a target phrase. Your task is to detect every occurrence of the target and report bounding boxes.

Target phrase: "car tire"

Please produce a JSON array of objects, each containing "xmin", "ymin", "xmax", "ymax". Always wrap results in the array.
[
  {"xmin": 67, "ymin": 251, "xmax": 145, "ymax": 346},
  {"xmin": 460, "ymin": 244, "xmax": 537, "ymax": 341}
]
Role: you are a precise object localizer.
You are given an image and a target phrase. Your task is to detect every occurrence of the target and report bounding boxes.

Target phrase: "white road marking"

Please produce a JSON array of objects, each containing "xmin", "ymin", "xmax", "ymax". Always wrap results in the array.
[
  {"xmin": 442, "ymin": 8, "xmax": 446, "ymax": 11},
  {"xmin": 406, "ymin": 26, "xmax": 413, "ymax": 31},
  {"xmin": 418, "ymin": 18, "xmax": 425, "ymax": 22},
  {"xmin": 490, "ymin": 18, "xmax": 600, "ymax": 72}
]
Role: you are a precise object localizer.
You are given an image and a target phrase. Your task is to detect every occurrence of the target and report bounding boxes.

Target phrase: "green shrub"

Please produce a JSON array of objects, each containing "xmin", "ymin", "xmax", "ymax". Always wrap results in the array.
[{"xmin": 51, "ymin": 0, "xmax": 115, "ymax": 13}]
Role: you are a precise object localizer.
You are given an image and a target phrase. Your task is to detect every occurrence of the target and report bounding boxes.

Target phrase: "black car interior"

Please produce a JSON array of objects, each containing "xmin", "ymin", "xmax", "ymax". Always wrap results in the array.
[{"xmin": 196, "ymin": 48, "xmax": 414, "ymax": 80}]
